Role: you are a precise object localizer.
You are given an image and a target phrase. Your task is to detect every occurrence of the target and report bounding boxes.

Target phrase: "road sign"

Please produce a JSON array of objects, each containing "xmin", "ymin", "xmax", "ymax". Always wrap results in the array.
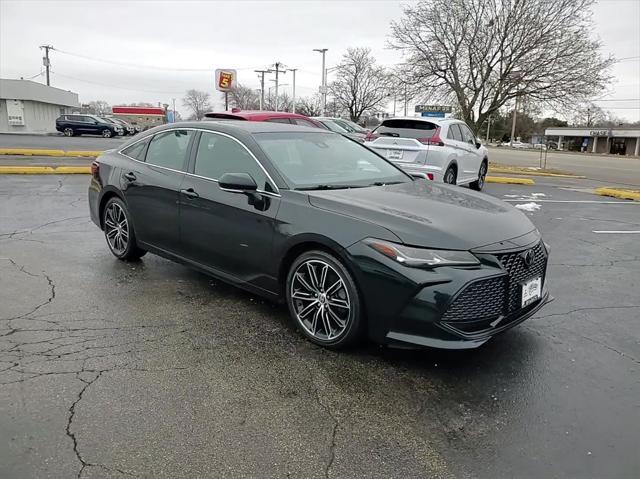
[
  {"xmin": 215, "ymin": 69, "xmax": 237, "ymax": 92},
  {"xmin": 421, "ymin": 111, "xmax": 445, "ymax": 118},
  {"xmin": 415, "ymin": 105, "xmax": 452, "ymax": 113}
]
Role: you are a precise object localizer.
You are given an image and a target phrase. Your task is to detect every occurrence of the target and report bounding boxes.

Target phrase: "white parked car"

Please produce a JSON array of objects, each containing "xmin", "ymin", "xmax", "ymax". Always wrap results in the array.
[{"xmin": 364, "ymin": 118, "xmax": 489, "ymax": 190}]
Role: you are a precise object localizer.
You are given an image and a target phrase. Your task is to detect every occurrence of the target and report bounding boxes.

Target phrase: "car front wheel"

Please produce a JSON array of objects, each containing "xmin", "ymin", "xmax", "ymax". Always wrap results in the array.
[
  {"xmin": 103, "ymin": 197, "xmax": 146, "ymax": 261},
  {"xmin": 286, "ymin": 250, "xmax": 363, "ymax": 349},
  {"xmin": 102, "ymin": 129, "xmax": 113, "ymax": 138}
]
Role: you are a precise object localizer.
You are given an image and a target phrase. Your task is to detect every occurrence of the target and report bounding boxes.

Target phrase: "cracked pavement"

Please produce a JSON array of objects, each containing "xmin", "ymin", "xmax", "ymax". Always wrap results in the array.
[{"xmin": 0, "ymin": 175, "xmax": 639, "ymax": 478}]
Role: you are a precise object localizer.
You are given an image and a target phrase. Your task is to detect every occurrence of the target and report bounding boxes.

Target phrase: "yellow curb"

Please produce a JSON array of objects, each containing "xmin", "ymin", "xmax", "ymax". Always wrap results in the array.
[
  {"xmin": 0, "ymin": 148, "xmax": 101, "ymax": 157},
  {"xmin": 64, "ymin": 150, "xmax": 102, "ymax": 157},
  {"xmin": 0, "ymin": 148, "xmax": 66, "ymax": 156},
  {"xmin": 595, "ymin": 187, "xmax": 640, "ymax": 201},
  {"xmin": 489, "ymin": 167, "xmax": 583, "ymax": 178},
  {"xmin": 486, "ymin": 176, "xmax": 535, "ymax": 185},
  {"xmin": 0, "ymin": 166, "xmax": 91, "ymax": 174}
]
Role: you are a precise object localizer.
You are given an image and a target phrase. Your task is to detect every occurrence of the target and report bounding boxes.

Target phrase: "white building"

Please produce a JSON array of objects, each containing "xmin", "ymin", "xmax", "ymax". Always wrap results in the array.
[
  {"xmin": 0, "ymin": 79, "xmax": 80, "ymax": 134},
  {"xmin": 545, "ymin": 126, "xmax": 640, "ymax": 157}
]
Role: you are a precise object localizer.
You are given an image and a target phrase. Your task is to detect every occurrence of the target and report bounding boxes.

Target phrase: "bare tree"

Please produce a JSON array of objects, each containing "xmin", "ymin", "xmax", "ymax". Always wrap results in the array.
[
  {"xmin": 182, "ymin": 89, "xmax": 211, "ymax": 120},
  {"xmin": 296, "ymin": 95, "xmax": 323, "ymax": 117},
  {"xmin": 264, "ymin": 92, "xmax": 293, "ymax": 112},
  {"xmin": 86, "ymin": 100, "xmax": 111, "ymax": 116},
  {"xmin": 330, "ymin": 47, "xmax": 391, "ymax": 122},
  {"xmin": 227, "ymin": 84, "xmax": 261, "ymax": 110},
  {"xmin": 390, "ymin": 0, "xmax": 614, "ymax": 133},
  {"xmin": 571, "ymin": 102, "xmax": 607, "ymax": 127}
]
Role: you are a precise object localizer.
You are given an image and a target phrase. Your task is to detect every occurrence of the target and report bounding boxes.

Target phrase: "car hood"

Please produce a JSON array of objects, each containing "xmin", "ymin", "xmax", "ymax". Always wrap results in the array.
[{"xmin": 307, "ymin": 180, "xmax": 536, "ymax": 250}]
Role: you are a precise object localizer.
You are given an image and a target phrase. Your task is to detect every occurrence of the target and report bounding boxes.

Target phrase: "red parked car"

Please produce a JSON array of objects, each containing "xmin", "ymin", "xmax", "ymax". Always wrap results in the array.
[{"xmin": 204, "ymin": 109, "xmax": 327, "ymax": 129}]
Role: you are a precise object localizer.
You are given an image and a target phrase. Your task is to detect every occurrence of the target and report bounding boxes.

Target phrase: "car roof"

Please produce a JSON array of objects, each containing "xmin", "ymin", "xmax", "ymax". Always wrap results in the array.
[
  {"xmin": 380, "ymin": 117, "xmax": 463, "ymax": 126},
  {"xmin": 204, "ymin": 110, "xmax": 313, "ymax": 121}
]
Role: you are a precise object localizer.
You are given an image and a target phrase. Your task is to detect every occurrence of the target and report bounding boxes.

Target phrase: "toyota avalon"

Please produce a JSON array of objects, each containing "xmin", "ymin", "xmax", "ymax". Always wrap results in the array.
[{"xmin": 88, "ymin": 121, "xmax": 549, "ymax": 350}]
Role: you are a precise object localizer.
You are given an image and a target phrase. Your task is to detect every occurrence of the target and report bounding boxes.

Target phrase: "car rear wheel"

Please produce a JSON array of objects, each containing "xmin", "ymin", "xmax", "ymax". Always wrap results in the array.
[
  {"xmin": 103, "ymin": 197, "xmax": 146, "ymax": 261},
  {"xmin": 102, "ymin": 129, "xmax": 113, "ymax": 138},
  {"xmin": 286, "ymin": 250, "xmax": 363, "ymax": 349},
  {"xmin": 470, "ymin": 161, "xmax": 487, "ymax": 191},
  {"xmin": 63, "ymin": 128, "xmax": 74, "ymax": 137},
  {"xmin": 444, "ymin": 165, "xmax": 457, "ymax": 185}
]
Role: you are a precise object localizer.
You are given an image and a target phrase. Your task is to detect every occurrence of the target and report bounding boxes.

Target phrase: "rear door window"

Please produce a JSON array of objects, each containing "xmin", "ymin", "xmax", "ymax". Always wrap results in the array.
[
  {"xmin": 121, "ymin": 138, "xmax": 150, "ymax": 161},
  {"xmin": 145, "ymin": 130, "xmax": 194, "ymax": 171},
  {"xmin": 376, "ymin": 119, "xmax": 438, "ymax": 140}
]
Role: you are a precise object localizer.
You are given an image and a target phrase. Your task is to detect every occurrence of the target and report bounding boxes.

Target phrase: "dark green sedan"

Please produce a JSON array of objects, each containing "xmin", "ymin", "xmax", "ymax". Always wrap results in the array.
[{"xmin": 88, "ymin": 121, "xmax": 549, "ymax": 350}]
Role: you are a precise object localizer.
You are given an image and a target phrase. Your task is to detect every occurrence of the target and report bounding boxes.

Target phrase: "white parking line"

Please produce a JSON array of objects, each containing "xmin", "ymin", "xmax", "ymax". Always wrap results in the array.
[{"xmin": 592, "ymin": 230, "xmax": 640, "ymax": 234}]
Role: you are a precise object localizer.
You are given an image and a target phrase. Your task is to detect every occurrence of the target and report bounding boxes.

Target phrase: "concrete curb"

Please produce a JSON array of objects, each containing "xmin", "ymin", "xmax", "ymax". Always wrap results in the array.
[
  {"xmin": 489, "ymin": 167, "xmax": 583, "ymax": 178},
  {"xmin": 595, "ymin": 187, "xmax": 640, "ymax": 201},
  {"xmin": 486, "ymin": 176, "xmax": 535, "ymax": 185},
  {"xmin": 0, "ymin": 166, "xmax": 91, "ymax": 174},
  {"xmin": 0, "ymin": 148, "xmax": 101, "ymax": 157}
]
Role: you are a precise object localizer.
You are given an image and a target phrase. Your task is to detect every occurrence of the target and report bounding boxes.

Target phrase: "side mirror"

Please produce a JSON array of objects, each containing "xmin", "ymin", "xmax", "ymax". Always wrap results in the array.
[
  {"xmin": 219, "ymin": 172, "xmax": 258, "ymax": 192},
  {"xmin": 475, "ymin": 141, "xmax": 482, "ymax": 149}
]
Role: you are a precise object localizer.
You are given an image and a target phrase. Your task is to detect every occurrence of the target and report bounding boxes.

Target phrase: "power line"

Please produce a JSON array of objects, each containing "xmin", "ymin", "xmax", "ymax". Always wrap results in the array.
[
  {"xmin": 49, "ymin": 70, "xmax": 185, "ymax": 94},
  {"xmin": 53, "ymin": 48, "xmax": 263, "ymax": 73}
]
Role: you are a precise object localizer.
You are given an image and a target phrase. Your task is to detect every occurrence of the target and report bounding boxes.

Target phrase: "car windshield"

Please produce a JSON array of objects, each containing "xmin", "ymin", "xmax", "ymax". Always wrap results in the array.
[
  {"xmin": 321, "ymin": 120, "xmax": 349, "ymax": 134},
  {"xmin": 336, "ymin": 119, "xmax": 367, "ymax": 134},
  {"xmin": 253, "ymin": 132, "xmax": 411, "ymax": 190}
]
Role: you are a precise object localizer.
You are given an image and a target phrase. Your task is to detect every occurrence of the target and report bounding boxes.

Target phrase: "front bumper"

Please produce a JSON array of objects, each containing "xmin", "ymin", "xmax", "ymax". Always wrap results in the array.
[{"xmin": 346, "ymin": 239, "xmax": 549, "ymax": 349}]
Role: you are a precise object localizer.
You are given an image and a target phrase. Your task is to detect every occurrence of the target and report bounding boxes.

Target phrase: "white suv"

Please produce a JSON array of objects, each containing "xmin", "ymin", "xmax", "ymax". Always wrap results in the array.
[{"xmin": 365, "ymin": 118, "xmax": 489, "ymax": 190}]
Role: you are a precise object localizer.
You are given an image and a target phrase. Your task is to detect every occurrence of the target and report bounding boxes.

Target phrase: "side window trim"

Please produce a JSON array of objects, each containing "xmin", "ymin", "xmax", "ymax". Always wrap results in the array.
[{"xmin": 190, "ymin": 130, "xmax": 280, "ymax": 195}]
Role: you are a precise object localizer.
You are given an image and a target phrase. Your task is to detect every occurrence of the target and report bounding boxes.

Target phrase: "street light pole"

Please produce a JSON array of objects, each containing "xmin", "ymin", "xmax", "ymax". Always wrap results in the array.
[
  {"xmin": 288, "ymin": 68, "xmax": 297, "ymax": 113},
  {"xmin": 313, "ymin": 48, "xmax": 328, "ymax": 115},
  {"xmin": 510, "ymin": 97, "xmax": 518, "ymax": 147}
]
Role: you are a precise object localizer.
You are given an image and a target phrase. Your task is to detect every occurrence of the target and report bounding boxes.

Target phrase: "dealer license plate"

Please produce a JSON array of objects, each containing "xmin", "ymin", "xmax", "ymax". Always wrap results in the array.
[
  {"xmin": 387, "ymin": 149, "xmax": 403, "ymax": 160},
  {"xmin": 521, "ymin": 277, "xmax": 542, "ymax": 307}
]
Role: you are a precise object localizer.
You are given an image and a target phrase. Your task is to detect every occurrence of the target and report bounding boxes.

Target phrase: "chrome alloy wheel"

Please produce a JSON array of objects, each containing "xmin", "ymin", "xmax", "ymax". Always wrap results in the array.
[
  {"xmin": 290, "ymin": 259, "xmax": 351, "ymax": 341},
  {"xmin": 104, "ymin": 202, "xmax": 129, "ymax": 255},
  {"xmin": 477, "ymin": 162, "xmax": 487, "ymax": 189}
]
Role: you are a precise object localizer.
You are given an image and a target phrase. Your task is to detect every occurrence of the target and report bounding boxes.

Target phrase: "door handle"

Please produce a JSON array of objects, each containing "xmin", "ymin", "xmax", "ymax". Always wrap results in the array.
[
  {"xmin": 123, "ymin": 172, "xmax": 137, "ymax": 182},
  {"xmin": 180, "ymin": 188, "xmax": 199, "ymax": 199}
]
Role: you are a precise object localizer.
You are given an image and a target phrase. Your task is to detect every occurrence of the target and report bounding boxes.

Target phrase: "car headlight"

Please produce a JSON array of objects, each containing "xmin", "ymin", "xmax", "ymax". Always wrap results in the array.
[{"xmin": 364, "ymin": 238, "xmax": 479, "ymax": 268}]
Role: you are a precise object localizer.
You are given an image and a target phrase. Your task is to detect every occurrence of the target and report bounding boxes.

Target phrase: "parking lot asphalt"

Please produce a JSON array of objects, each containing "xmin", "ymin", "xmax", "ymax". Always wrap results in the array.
[
  {"xmin": 1, "ymin": 175, "xmax": 638, "ymax": 479},
  {"xmin": 0, "ymin": 133, "xmax": 127, "ymax": 151}
]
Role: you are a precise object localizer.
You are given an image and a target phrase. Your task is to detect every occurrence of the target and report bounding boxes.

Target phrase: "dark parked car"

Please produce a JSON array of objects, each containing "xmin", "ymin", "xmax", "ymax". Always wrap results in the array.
[
  {"xmin": 105, "ymin": 116, "xmax": 136, "ymax": 136},
  {"xmin": 56, "ymin": 114, "xmax": 123, "ymax": 138},
  {"xmin": 88, "ymin": 121, "xmax": 550, "ymax": 350}
]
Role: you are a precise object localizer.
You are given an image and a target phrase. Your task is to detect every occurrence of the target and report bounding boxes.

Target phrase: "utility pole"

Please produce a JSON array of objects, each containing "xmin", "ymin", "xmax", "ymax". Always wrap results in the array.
[
  {"xmin": 485, "ymin": 115, "xmax": 491, "ymax": 142},
  {"xmin": 172, "ymin": 98, "xmax": 176, "ymax": 123},
  {"xmin": 288, "ymin": 68, "xmax": 297, "ymax": 113},
  {"xmin": 267, "ymin": 62, "xmax": 287, "ymax": 112},
  {"xmin": 39, "ymin": 45, "xmax": 53, "ymax": 86},
  {"xmin": 254, "ymin": 69, "xmax": 268, "ymax": 111},
  {"xmin": 313, "ymin": 48, "xmax": 328, "ymax": 115},
  {"xmin": 510, "ymin": 97, "xmax": 518, "ymax": 147}
]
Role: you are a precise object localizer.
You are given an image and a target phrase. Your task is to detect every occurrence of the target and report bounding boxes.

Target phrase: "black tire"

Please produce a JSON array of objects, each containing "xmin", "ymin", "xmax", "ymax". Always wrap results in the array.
[
  {"xmin": 63, "ymin": 127, "xmax": 75, "ymax": 137},
  {"xmin": 102, "ymin": 129, "xmax": 113, "ymax": 138},
  {"xmin": 286, "ymin": 250, "xmax": 364, "ymax": 349},
  {"xmin": 102, "ymin": 197, "xmax": 146, "ymax": 261},
  {"xmin": 470, "ymin": 160, "xmax": 488, "ymax": 191},
  {"xmin": 444, "ymin": 165, "xmax": 457, "ymax": 185}
]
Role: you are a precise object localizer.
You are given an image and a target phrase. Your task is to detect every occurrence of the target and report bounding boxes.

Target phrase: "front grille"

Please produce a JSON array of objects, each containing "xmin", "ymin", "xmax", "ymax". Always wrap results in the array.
[
  {"xmin": 495, "ymin": 242, "xmax": 547, "ymax": 313},
  {"xmin": 441, "ymin": 276, "xmax": 506, "ymax": 322},
  {"xmin": 441, "ymin": 242, "xmax": 547, "ymax": 325}
]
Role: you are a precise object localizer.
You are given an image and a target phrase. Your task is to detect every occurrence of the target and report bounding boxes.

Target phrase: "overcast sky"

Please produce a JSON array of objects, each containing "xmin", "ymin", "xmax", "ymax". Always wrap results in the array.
[{"xmin": 1, "ymin": 0, "xmax": 638, "ymax": 121}]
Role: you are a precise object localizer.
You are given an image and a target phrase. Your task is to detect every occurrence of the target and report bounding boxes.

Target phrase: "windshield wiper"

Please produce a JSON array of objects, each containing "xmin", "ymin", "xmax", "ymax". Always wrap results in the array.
[
  {"xmin": 295, "ymin": 184, "xmax": 366, "ymax": 191},
  {"xmin": 370, "ymin": 181, "xmax": 406, "ymax": 186}
]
